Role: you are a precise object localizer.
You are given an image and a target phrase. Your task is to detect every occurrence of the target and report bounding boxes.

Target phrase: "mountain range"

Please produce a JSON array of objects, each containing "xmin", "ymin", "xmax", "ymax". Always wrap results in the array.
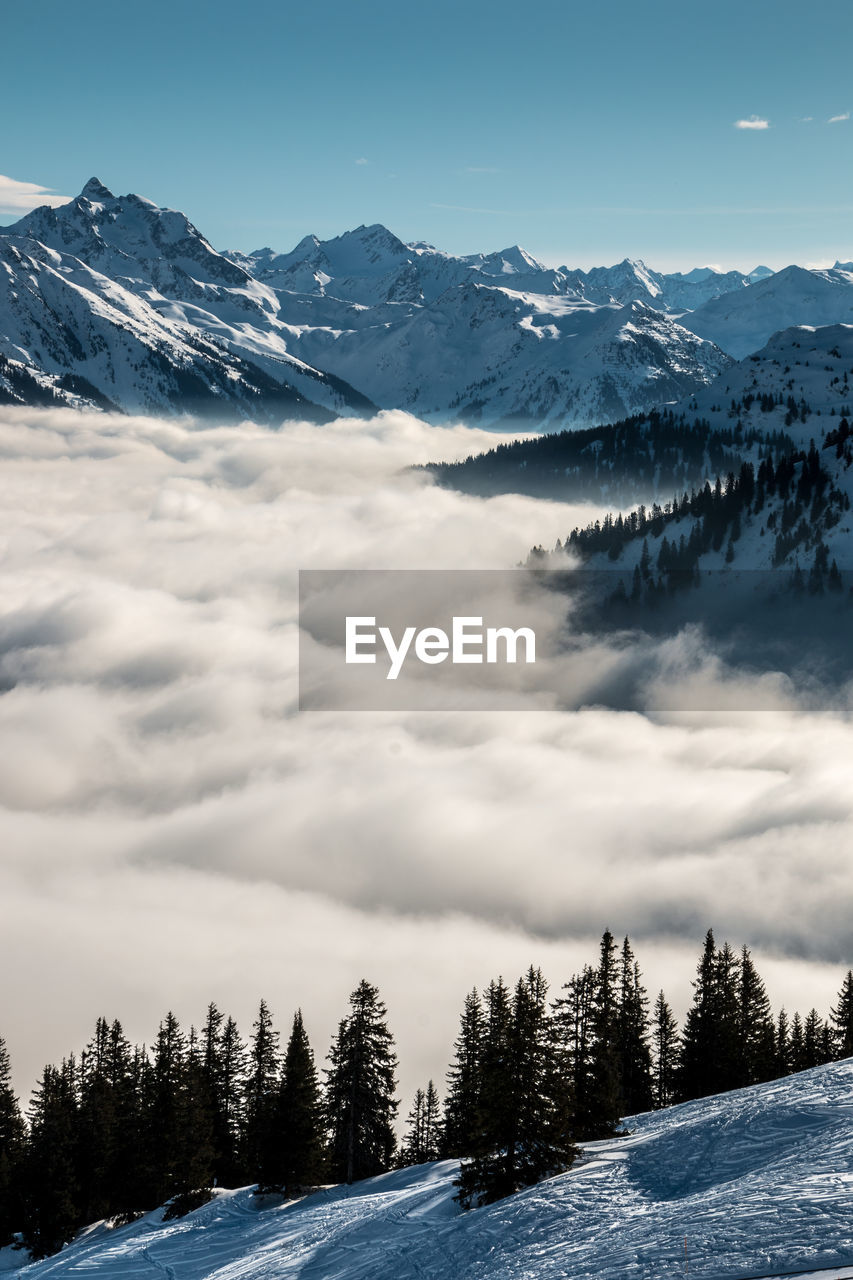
[{"xmin": 3, "ymin": 178, "xmax": 853, "ymax": 428}]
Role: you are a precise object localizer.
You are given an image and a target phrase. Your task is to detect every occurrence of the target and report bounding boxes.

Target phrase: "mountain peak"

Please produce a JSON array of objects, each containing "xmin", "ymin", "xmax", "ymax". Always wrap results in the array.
[
  {"xmin": 80, "ymin": 177, "xmax": 114, "ymax": 202},
  {"xmin": 491, "ymin": 244, "xmax": 545, "ymax": 272},
  {"xmin": 292, "ymin": 234, "xmax": 321, "ymax": 253}
]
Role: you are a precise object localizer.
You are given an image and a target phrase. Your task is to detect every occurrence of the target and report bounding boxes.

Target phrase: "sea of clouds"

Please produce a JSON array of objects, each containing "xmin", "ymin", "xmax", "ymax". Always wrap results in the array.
[{"xmin": 1, "ymin": 405, "xmax": 851, "ymax": 1108}]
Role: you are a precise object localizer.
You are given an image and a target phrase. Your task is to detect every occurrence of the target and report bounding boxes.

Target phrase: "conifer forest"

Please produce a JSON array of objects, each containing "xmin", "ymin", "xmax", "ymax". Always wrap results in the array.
[{"xmin": 3, "ymin": 932, "xmax": 853, "ymax": 1260}]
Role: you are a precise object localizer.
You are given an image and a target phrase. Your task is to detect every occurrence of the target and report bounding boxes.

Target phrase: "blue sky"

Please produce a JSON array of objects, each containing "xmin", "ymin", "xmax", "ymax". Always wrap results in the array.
[{"xmin": 2, "ymin": 0, "xmax": 851, "ymax": 270}]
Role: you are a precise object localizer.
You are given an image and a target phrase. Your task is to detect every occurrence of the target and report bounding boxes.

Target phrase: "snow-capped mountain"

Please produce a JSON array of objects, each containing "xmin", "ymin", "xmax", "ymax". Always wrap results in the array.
[
  {"xmin": 227, "ymin": 224, "xmax": 736, "ymax": 426},
  {"xmin": 0, "ymin": 181, "xmax": 374, "ymax": 419},
  {"xmin": 0, "ymin": 180, "xmax": 737, "ymax": 426},
  {"xmin": 231, "ymin": 230, "xmax": 573, "ymax": 306},
  {"xmin": 236, "ymin": 232, "xmax": 758, "ymax": 312},
  {"xmin": 5, "ymin": 1060, "xmax": 853, "ymax": 1279},
  {"xmin": 278, "ymin": 282, "xmax": 732, "ymax": 428},
  {"xmin": 683, "ymin": 263, "xmax": 853, "ymax": 358},
  {"xmin": 569, "ymin": 258, "xmax": 754, "ymax": 311}
]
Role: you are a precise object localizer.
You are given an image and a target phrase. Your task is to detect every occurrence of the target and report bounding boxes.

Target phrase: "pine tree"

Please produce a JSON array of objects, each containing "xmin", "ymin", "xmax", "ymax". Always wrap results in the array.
[
  {"xmin": 442, "ymin": 990, "xmax": 484, "ymax": 1158},
  {"xmin": 508, "ymin": 968, "xmax": 576, "ymax": 1193},
  {"xmin": 465, "ymin": 976, "xmax": 513, "ymax": 1170},
  {"xmin": 679, "ymin": 930, "xmax": 715, "ymax": 1099},
  {"xmin": 615, "ymin": 941, "xmax": 653, "ymax": 1115},
  {"xmin": 400, "ymin": 1081, "xmax": 443, "ymax": 1167},
  {"xmin": 737, "ymin": 947, "xmax": 775, "ymax": 1086},
  {"xmin": 20, "ymin": 1060, "xmax": 80, "ymax": 1259},
  {"xmin": 651, "ymin": 992, "xmax": 678, "ymax": 1110},
  {"xmin": 802, "ymin": 1009, "xmax": 825, "ymax": 1068},
  {"xmin": 584, "ymin": 931, "xmax": 622, "ymax": 1135},
  {"xmin": 324, "ymin": 981, "xmax": 398, "ymax": 1184},
  {"xmin": 76, "ymin": 1017, "xmax": 113, "ymax": 1223},
  {"xmin": 106, "ymin": 1019, "xmax": 144, "ymax": 1216},
  {"xmin": 678, "ymin": 930, "xmax": 741, "ymax": 1100},
  {"xmin": 789, "ymin": 1012, "xmax": 805, "ymax": 1072},
  {"xmin": 712, "ymin": 941, "xmax": 742, "ymax": 1092},
  {"xmin": 0, "ymin": 1037, "xmax": 25, "ymax": 1246},
  {"xmin": 199, "ymin": 1003, "xmax": 228, "ymax": 1182},
  {"xmin": 399, "ymin": 1088, "xmax": 427, "ymax": 1168},
  {"xmin": 775, "ymin": 1009, "xmax": 791, "ymax": 1077},
  {"xmin": 171, "ymin": 1026, "xmax": 216, "ymax": 1201},
  {"xmin": 219, "ymin": 1016, "xmax": 248, "ymax": 1186},
  {"xmin": 421, "ymin": 1080, "xmax": 442, "ymax": 1162},
  {"xmin": 243, "ymin": 1000, "xmax": 281, "ymax": 1187},
  {"xmin": 456, "ymin": 969, "xmax": 576, "ymax": 1207},
  {"xmin": 831, "ymin": 971, "xmax": 853, "ymax": 1059},
  {"xmin": 76, "ymin": 1017, "xmax": 138, "ymax": 1223},
  {"xmin": 142, "ymin": 1011, "xmax": 187, "ymax": 1206},
  {"xmin": 269, "ymin": 1010, "xmax": 325, "ymax": 1195},
  {"xmin": 551, "ymin": 965, "xmax": 597, "ymax": 1135}
]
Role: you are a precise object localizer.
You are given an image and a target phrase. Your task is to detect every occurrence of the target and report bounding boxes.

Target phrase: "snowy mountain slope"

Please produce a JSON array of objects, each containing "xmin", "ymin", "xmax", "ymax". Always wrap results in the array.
[
  {"xmin": 8, "ymin": 1060, "xmax": 853, "ymax": 1280},
  {"xmin": 271, "ymin": 280, "xmax": 732, "ymax": 428},
  {"xmin": 434, "ymin": 322, "xmax": 853, "ymax": 590},
  {"xmin": 689, "ymin": 321, "xmax": 853, "ymax": 422},
  {"xmin": 0, "ymin": 236, "xmax": 339, "ymax": 421},
  {"xmin": 651, "ymin": 324, "xmax": 853, "ymax": 572},
  {"xmin": 683, "ymin": 265, "xmax": 853, "ymax": 358},
  {"xmin": 548, "ymin": 324, "xmax": 853, "ymax": 663},
  {"xmin": 0, "ymin": 182, "xmax": 374, "ymax": 418},
  {"xmin": 0, "ymin": 349, "xmax": 118, "ymax": 412}
]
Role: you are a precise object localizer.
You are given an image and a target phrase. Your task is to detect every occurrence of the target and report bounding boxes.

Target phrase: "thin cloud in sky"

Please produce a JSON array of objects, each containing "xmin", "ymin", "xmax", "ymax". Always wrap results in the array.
[
  {"xmin": 464, "ymin": 166, "xmax": 502, "ymax": 174},
  {"xmin": 355, "ymin": 157, "xmax": 369, "ymax": 165},
  {"xmin": 431, "ymin": 201, "xmax": 853, "ymax": 220},
  {"xmin": 431, "ymin": 202, "xmax": 515, "ymax": 216},
  {"xmin": 0, "ymin": 174, "xmax": 69, "ymax": 214},
  {"xmin": 828, "ymin": 111, "xmax": 850, "ymax": 123},
  {"xmin": 734, "ymin": 116, "xmax": 770, "ymax": 130}
]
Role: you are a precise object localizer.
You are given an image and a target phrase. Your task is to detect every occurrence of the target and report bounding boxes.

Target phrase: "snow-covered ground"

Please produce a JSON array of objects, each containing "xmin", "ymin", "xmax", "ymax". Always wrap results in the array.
[{"xmin": 7, "ymin": 1060, "xmax": 853, "ymax": 1279}]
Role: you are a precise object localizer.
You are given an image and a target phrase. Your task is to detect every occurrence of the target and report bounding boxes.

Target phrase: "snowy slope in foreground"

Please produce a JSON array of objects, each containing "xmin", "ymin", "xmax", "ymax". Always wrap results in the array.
[{"xmin": 9, "ymin": 1060, "xmax": 853, "ymax": 1280}]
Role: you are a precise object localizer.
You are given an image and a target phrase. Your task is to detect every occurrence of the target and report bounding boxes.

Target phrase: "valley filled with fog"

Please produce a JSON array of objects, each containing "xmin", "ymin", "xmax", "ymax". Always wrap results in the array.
[{"xmin": 0, "ymin": 405, "xmax": 851, "ymax": 1110}]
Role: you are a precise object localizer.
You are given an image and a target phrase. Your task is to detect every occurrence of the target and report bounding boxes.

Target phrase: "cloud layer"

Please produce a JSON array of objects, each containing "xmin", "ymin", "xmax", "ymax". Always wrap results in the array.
[
  {"xmin": 0, "ymin": 406, "xmax": 851, "ymax": 1107},
  {"xmin": 0, "ymin": 174, "xmax": 70, "ymax": 216}
]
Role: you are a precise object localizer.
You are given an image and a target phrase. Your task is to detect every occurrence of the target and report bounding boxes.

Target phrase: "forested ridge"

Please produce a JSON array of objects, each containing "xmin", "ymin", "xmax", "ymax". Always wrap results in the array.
[
  {"xmin": 2, "ymin": 935, "xmax": 852, "ymax": 1258},
  {"xmin": 533, "ymin": 430, "xmax": 851, "ymax": 588},
  {"xmin": 424, "ymin": 409, "xmax": 798, "ymax": 505}
]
